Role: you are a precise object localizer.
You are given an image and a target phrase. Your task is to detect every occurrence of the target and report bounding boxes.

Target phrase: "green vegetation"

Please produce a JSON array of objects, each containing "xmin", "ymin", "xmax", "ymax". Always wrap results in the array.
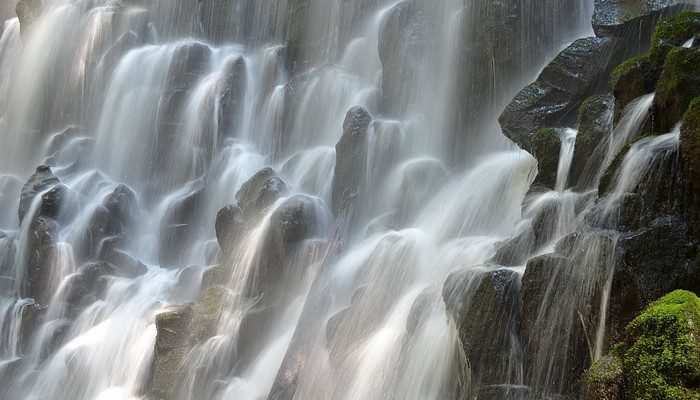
[{"xmin": 583, "ymin": 290, "xmax": 700, "ymax": 400}]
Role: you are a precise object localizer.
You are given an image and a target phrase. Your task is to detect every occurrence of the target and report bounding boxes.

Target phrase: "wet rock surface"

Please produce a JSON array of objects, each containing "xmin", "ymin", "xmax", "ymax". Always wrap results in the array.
[{"xmin": 499, "ymin": 37, "xmax": 623, "ymax": 152}]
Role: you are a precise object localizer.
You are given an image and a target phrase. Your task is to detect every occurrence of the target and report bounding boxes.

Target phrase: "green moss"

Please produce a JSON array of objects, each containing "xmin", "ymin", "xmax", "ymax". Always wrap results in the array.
[
  {"xmin": 624, "ymin": 290, "xmax": 700, "ymax": 400},
  {"xmin": 190, "ymin": 286, "xmax": 228, "ymax": 342},
  {"xmin": 650, "ymin": 13, "xmax": 700, "ymax": 69},
  {"xmin": 610, "ymin": 55, "xmax": 653, "ymax": 121},
  {"xmin": 681, "ymin": 97, "xmax": 700, "ymax": 198},
  {"xmin": 655, "ymin": 47, "xmax": 700, "ymax": 132}
]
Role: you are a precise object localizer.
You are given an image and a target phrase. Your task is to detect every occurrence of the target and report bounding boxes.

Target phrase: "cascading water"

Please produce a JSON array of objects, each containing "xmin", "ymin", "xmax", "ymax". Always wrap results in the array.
[{"xmin": 5, "ymin": 0, "xmax": 689, "ymax": 399}]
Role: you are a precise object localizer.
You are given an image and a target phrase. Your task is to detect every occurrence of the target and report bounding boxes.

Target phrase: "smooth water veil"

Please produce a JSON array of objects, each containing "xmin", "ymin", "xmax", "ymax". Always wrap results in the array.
[{"xmin": 2, "ymin": 0, "xmax": 700, "ymax": 399}]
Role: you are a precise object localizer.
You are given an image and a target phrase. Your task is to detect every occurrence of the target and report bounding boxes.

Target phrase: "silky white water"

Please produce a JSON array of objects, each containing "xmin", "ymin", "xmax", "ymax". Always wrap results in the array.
[{"xmin": 0, "ymin": 0, "xmax": 654, "ymax": 399}]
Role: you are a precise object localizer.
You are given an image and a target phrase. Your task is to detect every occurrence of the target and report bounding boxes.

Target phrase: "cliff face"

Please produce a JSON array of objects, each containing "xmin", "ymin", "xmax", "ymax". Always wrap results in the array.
[{"xmin": 491, "ymin": 2, "xmax": 700, "ymax": 397}]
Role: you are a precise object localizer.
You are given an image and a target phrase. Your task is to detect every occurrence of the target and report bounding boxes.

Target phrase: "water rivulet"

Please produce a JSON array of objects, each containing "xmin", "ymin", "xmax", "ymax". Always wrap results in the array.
[{"xmin": 1, "ymin": 0, "xmax": 700, "ymax": 399}]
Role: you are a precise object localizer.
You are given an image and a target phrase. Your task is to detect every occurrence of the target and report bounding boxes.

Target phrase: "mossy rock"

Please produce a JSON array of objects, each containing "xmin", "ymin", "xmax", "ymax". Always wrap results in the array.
[
  {"xmin": 530, "ymin": 128, "xmax": 561, "ymax": 190},
  {"xmin": 151, "ymin": 347, "xmax": 188, "ymax": 400},
  {"xmin": 655, "ymin": 46, "xmax": 700, "ymax": 132},
  {"xmin": 598, "ymin": 143, "xmax": 632, "ymax": 196},
  {"xmin": 191, "ymin": 286, "xmax": 228, "ymax": 342},
  {"xmin": 624, "ymin": 290, "xmax": 700, "ymax": 399},
  {"xmin": 572, "ymin": 95, "xmax": 615, "ymax": 189},
  {"xmin": 650, "ymin": 12, "xmax": 700, "ymax": 70},
  {"xmin": 581, "ymin": 353, "xmax": 624, "ymax": 400},
  {"xmin": 681, "ymin": 97, "xmax": 700, "ymax": 198},
  {"xmin": 611, "ymin": 56, "xmax": 654, "ymax": 121}
]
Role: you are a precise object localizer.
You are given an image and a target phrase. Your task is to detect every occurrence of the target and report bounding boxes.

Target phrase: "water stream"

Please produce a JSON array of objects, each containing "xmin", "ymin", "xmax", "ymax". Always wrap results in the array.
[{"xmin": 0, "ymin": 0, "xmax": 673, "ymax": 399}]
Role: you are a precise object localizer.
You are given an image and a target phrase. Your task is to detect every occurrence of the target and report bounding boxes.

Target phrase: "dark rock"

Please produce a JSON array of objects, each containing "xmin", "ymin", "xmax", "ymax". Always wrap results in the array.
[
  {"xmin": 37, "ymin": 184, "xmax": 74, "ymax": 223},
  {"xmin": 554, "ymin": 232, "xmax": 580, "ymax": 257},
  {"xmin": 76, "ymin": 205, "xmax": 123, "ymax": 262},
  {"xmin": 19, "ymin": 165, "xmax": 60, "ymax": 224},
  {"xmin": 492, "ymin": 224, "xmax": 537, "ymax": 266},
  {"xmin": 608, "ymin": 216, "xmax": 700, "ymax": 343},
  {"xmin": 19, "ymin": 300, "xmax": 46, "ymax": 353},
  {"xmin": 100, "ymin": 247, "xmax": 147, "ymax": 278},
  {"xmin": 571, "ymin": 95, "xmax": 615, "ymax": 189},
  {"xmin": 377, "ymin": 0, "xmax": 428, "ymax": 117},
  {"xmin": 283, "ymin": 0, "xmax": 311, "ymax": 74},
  {"xmin": 499, "ymin": 37, "xmax": 623, "ymax": 152},
  {"xmin": 681, "ymin": 96, "xmax": 700, "ymax": 198},
  {"xmin": 247, "ymin": 195, "xmax": 326, "ymax": 297},
  {"xmin": 530, "ymin": 128, "xmax": 561, "ymax": 190},
  {"xmin": 155, "ymin": 43, "xmax": 212, "ymax": 178},
  {"xmin": 215, "ymin": 204, "xmax": 246, "ymax": 255},
  {"xmin": 443, "ymin": 268, "xmax": 520, "ymax": 387},
  {"xmin": 655, "ymin": 46, "xmax": 700, "ymax": 132},
  {"xmin": 592, "ymin": 0, "xmax": 694, "ymax": 42},
  {"xmin": 236, "ymin": 167, "xmax": 289, "ymax": 224},
  {"xmin": 159, "ymin": 180, "xmax": 204, "ymax": 268},
  {"xmin": 155, "ymin": 305, "xmax": 193, "ymax": 353},
  {"xmin": 476, "ymin": 384, "xmax": 532, "ymax": 400},
  {"xmin": 581, "ymin": 354, "xmax": 624, "ymax": 400},
  {"xmin": 150, "ymin": 305, "xmax": 194, "ymax": 400},
  {"xmin": 610, "ymin": 56, "xmax": 655, "ymax": 121},
  {"xmin": 103, "ymin": 184, "xmax": 139, "ymax": 234},
  {"xmin": 331, "ymin": 106, "xmax": 372, "ymax": 216},
  {"xmin": 80, "ymin": 261, "xmax": 117, "ymax": 296},
  {"xmin": 26, "ymin": 217, "xmax": 58, "ymax": 304},
  {"xmin": 218, "ymin": 55, "xmax": 247, "ymax": 139}
]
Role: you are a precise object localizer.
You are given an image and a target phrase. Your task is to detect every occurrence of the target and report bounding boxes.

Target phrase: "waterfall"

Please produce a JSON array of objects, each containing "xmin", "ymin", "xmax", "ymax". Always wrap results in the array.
[{"xmin": 3, "ymin": 0, "xmax": 686, "ymax": 399}]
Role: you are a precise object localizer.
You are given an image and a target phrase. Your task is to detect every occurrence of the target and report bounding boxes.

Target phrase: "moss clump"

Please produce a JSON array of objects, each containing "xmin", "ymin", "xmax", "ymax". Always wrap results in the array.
[
  {"xmin": 190, "ymin": 286, "xmax": 228, "ymax": 342},
  {"xmin": 681, "ymin": 97, "xmax": 700, "ymax": 198},
  {"xmin": 650, "ymin": 13, "xmax": 700, "ymax": 69},
  {"xmin": 655, "ymin": 47, "xmax": 700, "ymax": 132},
  {"xmin": 624, "ymin": 290, "xmax": 700, "ymax": 399},
  {"xmin": 583, "ymin": 290, "xmax": 700, "ymax": 400}
]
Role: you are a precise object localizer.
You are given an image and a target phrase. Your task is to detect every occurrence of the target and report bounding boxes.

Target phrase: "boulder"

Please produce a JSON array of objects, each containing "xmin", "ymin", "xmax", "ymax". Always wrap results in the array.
[
  {"xmin": 491, "ymin": 224, "xmax": 537, "ymax": 266},
  {"xmin": 499, "ymin": 37, "xmax": 623, "ymax": 152},
  {"xmin": 443, "ymin": 268, "xmax": 520, "ymax": 387},
  {"xmin": 331, "ymin": 106, "xmax": 372, "ymax": 216},
  {"xmin": 214, "ymin": 204, "xmax": 246, "ymax": 255},
  {"xmin": 283, "ymin": 0, "xmax": 311, "ymax": 75},
  {"xmin": 377, "ymin": 0, "xmax": 428, "ymax": 117},
  {"xmin": 150, "ymin": 305, "xmax": 194, "ymax": 400},
  {"xmin": 159, "ymin": 181, "xmax": 204, "ymax": 268},
  {"xmin": 18, "ymin": 165, "xmax": 60, "ymax": 224},
  {"xmin": 570, "ymin": 95, "xmax": 615, "ymax": 190},
  {"xmin": 235, "ymin": 167, "xmax": 289, "ymax": 224},
  {"xmin": 592, "ymin": 0, "xmax": 694, "ymax": 44},
  {"xmin": 26, "ymin": 217, "xmax": 58, "ymax": 304},
  {"xmin": 247, "ymin": 195, "xmax": 326, "ymax": 297},
  {"xmin": 530, "ymin": 128, "xmax": 561, "ymax": 190},
  {"xmin": 102, "ymin": 184, "xmax": 139, "ymax": 234},
  {"xmin": 624, "ymin": 290, "xmax": 700, "ymax": 399},
  {"xmin": 218, "ymin": 55, "xmax": 247, "ymax": 139},
  {"xmin": 581, "ymin": 353, "xmax": 625, "ymax": 400},
  {"xmin": 655, "ymin": 46, "xmax": 700, "ymax": 132},
  {"xmin": 681, "ymin": 96, "xmax": 700, "ymax": 198},
  {"xmin": 609, "ymin": 216, "xmax": 700, "ymax": 342}
]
